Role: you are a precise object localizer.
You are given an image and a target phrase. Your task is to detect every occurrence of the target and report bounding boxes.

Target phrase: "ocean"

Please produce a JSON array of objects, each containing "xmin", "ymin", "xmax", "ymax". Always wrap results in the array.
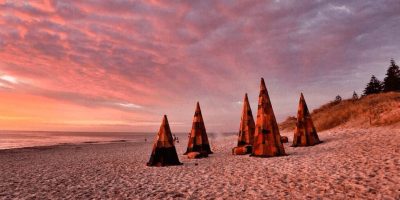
[
  {"xmin": 0, "ymin": 131, "xmax": 155, "ymax": 150},
  {"xmin": 0, "ymin": 131, "xmax": 234, "ymax": 150}
]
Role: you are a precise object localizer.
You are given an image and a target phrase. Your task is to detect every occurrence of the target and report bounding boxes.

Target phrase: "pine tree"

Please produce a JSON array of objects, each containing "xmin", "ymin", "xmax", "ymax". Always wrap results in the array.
[
  {"xmin": 383, "ymin": 59, "xmax": 400, "ymax": 92},
  {"xmin": 363, "ymin": 75, "xmax": 383, "ymax": 95},
  {"xmin": 334, "ymin": 95, "xmax": 342, "ymax": 103},
  {"xmin": 352, "ymin": 91, "xmax": 358, "ymax": 101}
]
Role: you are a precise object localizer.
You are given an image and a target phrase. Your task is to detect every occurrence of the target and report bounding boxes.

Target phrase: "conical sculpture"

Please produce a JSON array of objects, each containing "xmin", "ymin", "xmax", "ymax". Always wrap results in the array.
[
  {"xmin": 292, "ymin": 93, "xmax": 322, "ymax": 147},
  {"xmin": 237, "ymin": 93, "xmax": 255, "ymax": 147},
  {"xmin": 232, "ymin": 93, "xmax": 255, "ymax": 155},
  {"xmin": 251, "ymin": 78, "xmax": 286, "ymax": 157},
  {"xmin": 184, "ymin": 102, "xmax": 213, "ymax": 157},
  {"xmin": 147, "ymin": 115, "xmax": 182, "ymax": 167}
]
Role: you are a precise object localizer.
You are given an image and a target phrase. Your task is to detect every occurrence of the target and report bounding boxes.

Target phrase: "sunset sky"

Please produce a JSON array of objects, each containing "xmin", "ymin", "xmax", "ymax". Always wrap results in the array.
[{"xmin": 0, "ymin": 0, "xmax": 399, "ymax": 132}]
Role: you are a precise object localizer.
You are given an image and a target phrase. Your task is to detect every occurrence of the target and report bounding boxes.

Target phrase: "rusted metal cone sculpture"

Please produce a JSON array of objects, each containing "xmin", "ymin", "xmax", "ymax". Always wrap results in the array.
[
  {"xmin": 147, "ymin": 115, "xmax": 182, "ymax": 167},
  {"xmin": 184, "ymin": 102, "xmax": 213, "ymax": 157},
  {"xmin": 292, "ymin": 93, "xmax": 322, "ymax": 147},
  {"xmin": 251, "ymin": 78, "xmax": 286, "ymax": 157},
  {"xmin": 233, "ymin": 93, "xmax": 255, "ymax": 155}
]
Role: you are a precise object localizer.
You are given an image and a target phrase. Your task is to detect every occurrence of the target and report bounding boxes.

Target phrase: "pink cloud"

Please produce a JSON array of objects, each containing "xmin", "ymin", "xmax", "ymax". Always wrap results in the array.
[{"xmin": 0, "ymin": 0, "xmax": 399, "ymax": 131}]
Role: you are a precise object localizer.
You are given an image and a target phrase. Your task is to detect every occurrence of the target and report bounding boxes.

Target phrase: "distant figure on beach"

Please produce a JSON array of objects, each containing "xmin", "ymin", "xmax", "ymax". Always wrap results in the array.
[
  {"xmin": 144, "ymin": 137, "xmax": 147, "ymax": 142},
  {"xmin": 172, "ymin": 134, "xmax": 179, "ymax": 143}
]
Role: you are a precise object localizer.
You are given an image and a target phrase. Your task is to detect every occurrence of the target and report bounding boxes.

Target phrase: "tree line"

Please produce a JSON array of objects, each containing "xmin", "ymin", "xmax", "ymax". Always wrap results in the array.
[
  {"xmin": 334, "ymin": 59, "xmax": 399, "ymax": 102},
  {"xmin": 364, "ymin": 59, "xmax": 400, "ymax": 95}
]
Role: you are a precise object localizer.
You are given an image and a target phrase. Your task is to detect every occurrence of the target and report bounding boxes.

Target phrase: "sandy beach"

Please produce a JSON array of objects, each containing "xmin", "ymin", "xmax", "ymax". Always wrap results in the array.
[{"xmin": 0, "ymin": 127, "xmax": 399, "ymax": 199}]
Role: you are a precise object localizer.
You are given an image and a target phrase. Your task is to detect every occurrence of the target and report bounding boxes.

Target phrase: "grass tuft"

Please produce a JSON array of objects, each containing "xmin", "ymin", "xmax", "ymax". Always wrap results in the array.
[{"xmin": 279, "ymin": 92, "xmax": 400, "ymax": 131}]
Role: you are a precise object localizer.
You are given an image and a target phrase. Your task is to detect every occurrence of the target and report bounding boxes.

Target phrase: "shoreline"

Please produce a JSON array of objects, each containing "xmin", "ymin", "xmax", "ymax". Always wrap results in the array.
[
  {"xmin": 0, "ymin": 132, "xmax": 235, "ymax": 151},
  {"xmin": 0, "ymin": 127, "xmax": 399, "ymax": 199},
  {"xmin": 0, "ymin": 139, "xmax": 134, "ymax": 152}
]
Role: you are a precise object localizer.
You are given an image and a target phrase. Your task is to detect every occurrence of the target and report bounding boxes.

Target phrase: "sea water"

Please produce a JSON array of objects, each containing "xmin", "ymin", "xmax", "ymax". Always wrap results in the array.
[
  {"xmin": 0, "ymin": 131, "xmax": 152, "ymax": 150},
  {"xmin": 0, "ymin": 131, "xmax": 234, "ymax": 150}
]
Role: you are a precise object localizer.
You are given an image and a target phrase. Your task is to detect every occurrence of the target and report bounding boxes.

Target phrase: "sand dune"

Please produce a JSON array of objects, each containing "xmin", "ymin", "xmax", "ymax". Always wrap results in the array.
[{"xmin": 0, "ymin": 127, "xmax": 399, "ymax": 199}]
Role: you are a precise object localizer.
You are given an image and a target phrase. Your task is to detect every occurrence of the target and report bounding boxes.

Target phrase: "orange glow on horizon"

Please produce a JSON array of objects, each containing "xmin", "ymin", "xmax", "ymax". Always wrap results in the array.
[{"xmin": 0, "ymin": 92, "xmax": 161, "ymax": 132}]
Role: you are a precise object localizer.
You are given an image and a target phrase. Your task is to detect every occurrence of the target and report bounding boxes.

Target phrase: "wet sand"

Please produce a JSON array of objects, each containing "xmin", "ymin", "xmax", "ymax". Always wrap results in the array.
[{"xmin": 0, "ymin": 127, "xmax": 399, "ymax": 199}]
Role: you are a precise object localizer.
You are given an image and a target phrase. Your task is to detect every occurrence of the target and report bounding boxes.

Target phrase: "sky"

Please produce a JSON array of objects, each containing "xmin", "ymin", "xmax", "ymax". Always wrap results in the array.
[{"xmin": 0, "ymin": 0, "xmax": 399, "ymax": 133}]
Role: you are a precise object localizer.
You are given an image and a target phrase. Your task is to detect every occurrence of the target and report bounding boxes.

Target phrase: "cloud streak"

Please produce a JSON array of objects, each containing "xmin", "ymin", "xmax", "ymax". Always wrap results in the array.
[{"xmin": 0, "ymin": 0, "xmax": 399, "ymax": 131}]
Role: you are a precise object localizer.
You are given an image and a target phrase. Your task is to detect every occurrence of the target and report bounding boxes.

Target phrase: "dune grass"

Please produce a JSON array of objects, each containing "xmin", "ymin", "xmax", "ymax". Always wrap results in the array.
[{"xmin": 279, "ymin": 92, "xmax": 400, "ymax": 132}]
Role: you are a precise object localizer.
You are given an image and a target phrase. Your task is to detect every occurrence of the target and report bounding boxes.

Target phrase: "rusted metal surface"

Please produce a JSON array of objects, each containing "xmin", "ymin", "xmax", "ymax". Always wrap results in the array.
[
  {"xmin": 184, "ymin": 102, "xmax": 213, "ymax": 157},
  {"xmin": 281, "ymin": 136, "xmax": 289, "ymax": 143},
  {"xmin": 232, "ymin": 93, "xmax": 255, "ymax": 155},
  {"xmin": 292, "ymin": 93, "xmax": 322, "ymax": 147},
  {"xmin": 232, "ymin": 145, "xmax": 252, "ymax": 155},
  {"xmin": 147, "ymin": 115, "xmax": 182, "ymax": 167},
  {"xmin": 237, "ymin": 93, "xmax": 255, "ymax": 147},
  {"xmin": 251, "ymin": 78, "xmax": 286, "ymax": 157},
  {"xmin": 187, "ymin": 152, "xmax": 202, "ymax": 159}
]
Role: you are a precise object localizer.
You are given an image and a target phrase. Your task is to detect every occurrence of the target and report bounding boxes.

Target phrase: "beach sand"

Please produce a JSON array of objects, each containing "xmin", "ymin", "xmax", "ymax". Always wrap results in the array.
[{"xmin": 0, "ymin": 127, "xmax": 399, "ymax": 199}]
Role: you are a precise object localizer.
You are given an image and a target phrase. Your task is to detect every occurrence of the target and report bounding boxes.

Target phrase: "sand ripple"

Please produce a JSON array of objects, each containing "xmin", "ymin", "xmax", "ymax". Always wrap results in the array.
[{"xmin": 0, "ymin": 128, "xmax": 399, "ymax": 199}]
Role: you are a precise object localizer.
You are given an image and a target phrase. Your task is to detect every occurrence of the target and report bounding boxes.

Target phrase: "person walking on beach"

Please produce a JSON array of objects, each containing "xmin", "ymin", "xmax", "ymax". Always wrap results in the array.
[{"xmin": 173, "ymin": 134, "xmax": 177, "ymax": 143}]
